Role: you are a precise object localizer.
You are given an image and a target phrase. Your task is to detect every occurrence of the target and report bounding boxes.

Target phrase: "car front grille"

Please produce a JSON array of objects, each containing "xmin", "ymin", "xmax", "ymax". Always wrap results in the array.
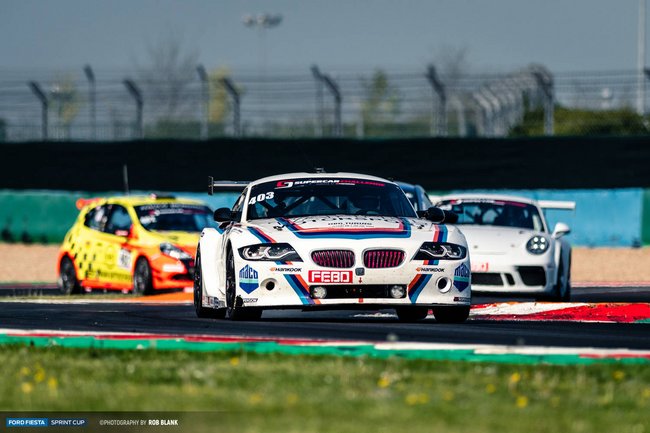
[
  {"xmin": 363, "ymin": 249, "xmax": 405, "ymax": 268},
  {"xmin": 311, "ymin": 250, "xmax": 355, "ymax": 268}
]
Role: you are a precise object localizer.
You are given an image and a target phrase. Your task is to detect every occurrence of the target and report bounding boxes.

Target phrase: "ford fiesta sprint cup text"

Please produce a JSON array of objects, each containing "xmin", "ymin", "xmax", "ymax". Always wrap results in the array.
[
  {"xmin": 194, "ymin": 172, "xmax": 471, "ymax": 322},
  {"xmin": 435, "ymin": 194, "xmax": 573, "ymax": 301}
]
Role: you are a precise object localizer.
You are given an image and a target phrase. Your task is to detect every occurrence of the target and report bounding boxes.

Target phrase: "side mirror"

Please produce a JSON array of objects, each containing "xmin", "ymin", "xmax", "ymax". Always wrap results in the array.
[
  {"xmin": 423, "ymin": 207, "xmax": 459, "ymax": 224},
  {"xmin": 552, "ymin": 222, "xmax": 571, "ymax": 238},
  {"xmin": 213, "ymin": 207, "xmax": 234, "ymax": 223}
]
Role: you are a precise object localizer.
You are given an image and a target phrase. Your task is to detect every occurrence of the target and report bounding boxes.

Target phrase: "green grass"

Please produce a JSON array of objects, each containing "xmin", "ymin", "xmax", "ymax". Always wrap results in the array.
[{"xmin": 1, "ymin": 345, "xmax": 649, "ymax": 433}]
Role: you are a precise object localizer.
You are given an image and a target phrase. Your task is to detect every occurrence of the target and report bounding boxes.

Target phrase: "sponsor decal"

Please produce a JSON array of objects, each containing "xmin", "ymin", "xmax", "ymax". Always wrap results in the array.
[
  {"xmin": 453, "ymin": 296, "xmax": 471, "ymax": 303},
  {"xmin": 471, "ymin": 262, "xmax": 489, "ymax": 272},
  {"xmin": 270, "ymin": 266, "xmax": 302, "ymax": 273},
  {"xmin": 278, "ymin": 217, "xmax": 411, "ymax": 239},
  {"xmin": 308, "ymin": 270, "xmax": 353, "ymax": 284},
  {"xmin": 416, "ymin": 266, "xmax": 444, "ymax": 273},
  {"xmin": 117, "ymin": 248, "xmax": 132, "ymax": 270},
  {"xmin": 242, "ymin": 298, "xmax": 258, "ymax": 304},
  {"xmin": 275, "ymin": 179, "xmax": 386, "ymax": 189},
  {"xmin": 239, "ymin": 265, "xmax": 259, "ymax": 294},
  {"xmin": 453, "ymin": 263, "xmax": 470, "ymax": 292}
]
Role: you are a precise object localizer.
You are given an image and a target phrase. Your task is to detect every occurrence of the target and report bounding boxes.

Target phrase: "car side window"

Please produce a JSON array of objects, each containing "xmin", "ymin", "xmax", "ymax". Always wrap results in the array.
[
  {"xmin": 84, "ymin": 205, "xmax": 108, "ymax": 232},
  {"xmin": 105, "ymin": 205, "xmax": 132, "ymax": 235},
  {"xmin": 231, "ymin": 191, "xmax": 246, "ymax": 222}
]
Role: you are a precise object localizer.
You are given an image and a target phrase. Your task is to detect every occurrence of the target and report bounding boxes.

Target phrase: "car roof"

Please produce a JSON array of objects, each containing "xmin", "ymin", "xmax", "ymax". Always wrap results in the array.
[
  {"xmin": 435, "ymin": 193, "xmax": 540, "ymax": 207},
  {"xmin": 249, "ymin": 172, "xmax": 395, "ymax": 187},
  {"xmin": 77, "ymin": 195, "xmax": 206, "ymax": 210}
]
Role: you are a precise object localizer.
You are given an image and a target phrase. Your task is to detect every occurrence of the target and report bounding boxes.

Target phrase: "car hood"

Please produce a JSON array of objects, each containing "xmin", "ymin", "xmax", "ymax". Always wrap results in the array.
[
  {"xmin": 244, "ymin": 215, "xmax": 445, "ymax": 241},
  {"xmin": 455, "ymin": 225, "xmax": 542, "ymax": 254}
]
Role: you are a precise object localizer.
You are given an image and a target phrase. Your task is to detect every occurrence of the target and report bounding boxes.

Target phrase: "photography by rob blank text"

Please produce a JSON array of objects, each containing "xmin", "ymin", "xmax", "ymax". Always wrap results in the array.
[{"xmin": 3, "ymin": 414, "xmax": 185, "ymax": 430}]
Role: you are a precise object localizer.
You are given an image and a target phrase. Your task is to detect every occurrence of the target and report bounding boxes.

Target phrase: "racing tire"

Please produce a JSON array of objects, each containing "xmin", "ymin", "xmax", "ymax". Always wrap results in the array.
[
  {"xmin": 133, "ymin": 258, "xmax": 154, "ymax": 296},
  {"xmin": 545, "ymin": 253, "xmax": 571, "ymax": 302},
  {"xmin": 432, "ymin": 306, "xmax": 470, "ymax": 324},
  {"xmin": 194, "ymin": 249, "xmax": 226, "ymax": 319},
  {"xmin": 395, "ymin": 306, "xmax": 429, "ymax": 322},
  {"xmin": 58, "ymin": 256, "xmax": 81, "ymax": 295},
  {"xmin": 225, "ymin": 248, "xmax": 262, "ymax": 321}
]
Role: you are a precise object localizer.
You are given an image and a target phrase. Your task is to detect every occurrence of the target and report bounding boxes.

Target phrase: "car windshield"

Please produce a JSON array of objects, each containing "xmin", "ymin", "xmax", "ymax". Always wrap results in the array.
[
  {"xmin": 134, "ymin": 203, "xmax": 216, "ymax": 232},
  {"xmin": 246, "ymin": 178, "xmax": 417, "ymax": 220},
  {"xmin": 437, "ymin": 199, "xmax": 544, "ymax": 231}
]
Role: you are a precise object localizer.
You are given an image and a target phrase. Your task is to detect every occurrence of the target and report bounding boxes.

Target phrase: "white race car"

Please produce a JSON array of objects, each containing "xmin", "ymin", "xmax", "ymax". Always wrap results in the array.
[
  {"xmin": 194, "ymin": 172, "xmax": 471, "ymax": 322},
  {"xmin": 435, "ymin": 194, "xmax": 574, "ymax": 301}
]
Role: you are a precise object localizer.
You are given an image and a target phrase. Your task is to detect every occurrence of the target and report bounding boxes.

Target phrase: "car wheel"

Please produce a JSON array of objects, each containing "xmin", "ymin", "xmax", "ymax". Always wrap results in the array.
[
  {"xmin": 58, "ymin": 256, "xmax": 81, "ymax": 295},
  {"xmin": 547, "ymin": 253, "xmax": 571, "ymax": 302},
  {"xmin": 225, "ymin": 248, "xmax": 262, "ymax": 321},
  {"xmin": 133, "ymin": 258, "xmax": 154, "ymax": 296},
  {"xmin": 194, "ymin": 248, "xmax": 226, "ymax": 319},
  {"xmin": 432, "ymin": 306, "xmax": 470, "ymax": 323},
  {"xmin": 395, "ymin": 306, "xmax": 429, "ymax": 322}
]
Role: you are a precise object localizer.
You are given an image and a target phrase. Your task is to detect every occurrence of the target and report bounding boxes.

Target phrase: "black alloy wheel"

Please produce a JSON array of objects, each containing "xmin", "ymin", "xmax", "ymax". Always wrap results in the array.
[
  {"xmin": 133, "ymin": 258, "xmax": 153, "ymax": 296},
  {"xmin": 58, "ymin": 256, "xmax": 81, "ymax": 295}
]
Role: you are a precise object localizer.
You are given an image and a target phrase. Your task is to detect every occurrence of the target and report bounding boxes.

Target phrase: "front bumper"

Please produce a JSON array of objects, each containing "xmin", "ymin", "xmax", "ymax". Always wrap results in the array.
[
  {"xmin": 470, "ymin": 254, "xmax": 556, "ymax": 295},
  {"xmin": 230, "ymin": 259, "xmax": 472, "ymax": 308}
]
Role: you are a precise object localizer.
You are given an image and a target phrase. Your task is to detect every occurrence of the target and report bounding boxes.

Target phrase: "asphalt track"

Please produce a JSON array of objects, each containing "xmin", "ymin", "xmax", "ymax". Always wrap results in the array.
[{"xmin": 0, "ymin": 286, "xmax": 649, "ymax": 351}]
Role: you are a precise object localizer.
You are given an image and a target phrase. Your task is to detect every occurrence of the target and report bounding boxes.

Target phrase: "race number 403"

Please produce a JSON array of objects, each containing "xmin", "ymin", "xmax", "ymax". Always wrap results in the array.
[
  {"xmin": 308, "ymin": 270, "xmax": 353, "ymax": 284},
  {"xmin": 248, "ymin": 192, "xmax": 274, "ymax": 205}
]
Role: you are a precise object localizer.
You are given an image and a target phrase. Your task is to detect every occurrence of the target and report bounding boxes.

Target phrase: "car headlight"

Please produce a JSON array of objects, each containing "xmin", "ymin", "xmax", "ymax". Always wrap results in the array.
[
  {"xmin": 526, "ymin": 236, "xmax": 549, "ymax": 254},
  {"xmin": 413, "ymin": 242, "xmax": 466, "ymax": 260},
  {"xmin": 239, "ymin": 243, "xmax": 302, "ymax": 262},
  {"xmin": 160, "ymin": 243, "xmax": 192, "ymax": 260}
]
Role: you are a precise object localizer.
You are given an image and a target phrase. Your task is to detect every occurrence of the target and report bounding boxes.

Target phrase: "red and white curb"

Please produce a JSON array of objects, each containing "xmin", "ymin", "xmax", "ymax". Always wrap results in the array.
[
  {"xmin": 1, "ymin": 328, "xmax": 649, "ymax": 362},
  {"xmin": 471, "ymin": 302, "xmax": 650, "ymax": 323}
]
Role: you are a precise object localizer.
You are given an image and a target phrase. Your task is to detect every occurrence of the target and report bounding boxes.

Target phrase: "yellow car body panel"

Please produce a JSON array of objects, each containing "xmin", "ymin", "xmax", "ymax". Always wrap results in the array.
[{"xmin": 57, "ymin": 195, "xmax": 213, "ymax": 293}]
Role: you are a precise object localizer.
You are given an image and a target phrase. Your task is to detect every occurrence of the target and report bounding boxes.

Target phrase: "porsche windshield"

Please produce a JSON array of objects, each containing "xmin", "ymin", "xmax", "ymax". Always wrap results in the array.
[
  {"xmin": 437, "ymin": 199, "xmax": 544, "ymax": 231},
  {"xmin": 134, "ymin": 203, "xmax": 216, "ymax": 232},
  {"xmin": 246, "ymin": 178, "xmax": 417, "ymax": 220}
]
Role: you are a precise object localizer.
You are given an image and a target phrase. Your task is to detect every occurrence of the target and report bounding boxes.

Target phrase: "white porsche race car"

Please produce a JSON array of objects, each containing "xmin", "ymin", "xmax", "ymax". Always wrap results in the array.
[
  {"xmin": 435, "ymin": 194, "xmax": 574, "ymax": 301},
  {"xmin": 194, "ymin": 172, "xmax": 471, "ymax": 322}
]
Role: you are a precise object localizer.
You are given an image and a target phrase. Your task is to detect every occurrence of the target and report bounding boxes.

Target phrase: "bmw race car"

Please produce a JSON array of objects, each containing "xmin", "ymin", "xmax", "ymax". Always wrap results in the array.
[
  {"xmin": 435, "ymin": 194, "xmax": 574, "ymax": 301},
  {"xmin": 194, "ymin": 172, "xmax": 472, "ymax": 322}
]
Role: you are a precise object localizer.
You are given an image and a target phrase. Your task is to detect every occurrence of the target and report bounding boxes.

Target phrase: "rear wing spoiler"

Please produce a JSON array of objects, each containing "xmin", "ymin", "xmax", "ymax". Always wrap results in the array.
[
  {"xmin": 208, "ymin": 176, "xmax": 249, "ymax": 195},
  {"xmin": 538, "ymin": 200, "xmax": 576, "ymax": 211}
]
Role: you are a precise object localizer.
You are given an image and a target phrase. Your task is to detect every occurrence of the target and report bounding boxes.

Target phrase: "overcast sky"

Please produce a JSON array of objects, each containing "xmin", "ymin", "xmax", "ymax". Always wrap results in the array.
[{"xmin": 0, "ymin": 0, "xmax": 645, "ymax": 73}]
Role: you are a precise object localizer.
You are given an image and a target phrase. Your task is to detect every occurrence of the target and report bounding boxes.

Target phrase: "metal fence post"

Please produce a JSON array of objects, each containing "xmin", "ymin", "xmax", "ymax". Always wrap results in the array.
[
  {"xmin": 322, "ymin": 74, "xmax": 342, "ymax": 137},
  {"xmin": 83, "ymin": 65, "xmax": 96, "ymax": 140},
  {"xmin": 425, "ymin": 64, "xmax": 447, "ymax": 137},
  {"xmin": 310, "ymin": 65, "xmax": 325, "ymax": 137},
  {"xmin": 196, "ymin": 65, "xmax": 209, "ymax": 140},
  {"xmin": 533, "ymin": 70, "xmax": 554, "ymax": 135},
  {"xmin": 221, "ymin": 77, "xmax": 241, "ymax": 137},
  {"xmin": 28, "ymin": 81, "xmax": 48, "ymax": 140},
  {"xmin": 123, "ymin": 79, "xmax": 143, "ymax": 139}
]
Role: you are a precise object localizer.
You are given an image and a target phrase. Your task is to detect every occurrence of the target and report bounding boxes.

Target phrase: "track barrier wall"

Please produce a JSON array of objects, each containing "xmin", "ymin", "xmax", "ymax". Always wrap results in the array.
[
  {"xmin": 0, "ymin": 189, "xmax": 646, "ymax": 247},
  {"xmin": 1, "ymin": 136, "xmax": 650, "ymax": 192}
]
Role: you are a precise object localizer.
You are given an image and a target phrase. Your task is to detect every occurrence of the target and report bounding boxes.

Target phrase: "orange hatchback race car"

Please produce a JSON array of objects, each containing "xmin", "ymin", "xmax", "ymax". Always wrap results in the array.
[{"xmin": 57, "ymin": 195, "xmax": 218, "ymax": 295}]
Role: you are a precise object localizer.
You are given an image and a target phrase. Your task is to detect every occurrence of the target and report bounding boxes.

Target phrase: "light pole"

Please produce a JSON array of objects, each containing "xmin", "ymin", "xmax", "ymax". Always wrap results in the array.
[{"xmin": 243, "ymin": 13, "xmax": 282, "ymax": 129}]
